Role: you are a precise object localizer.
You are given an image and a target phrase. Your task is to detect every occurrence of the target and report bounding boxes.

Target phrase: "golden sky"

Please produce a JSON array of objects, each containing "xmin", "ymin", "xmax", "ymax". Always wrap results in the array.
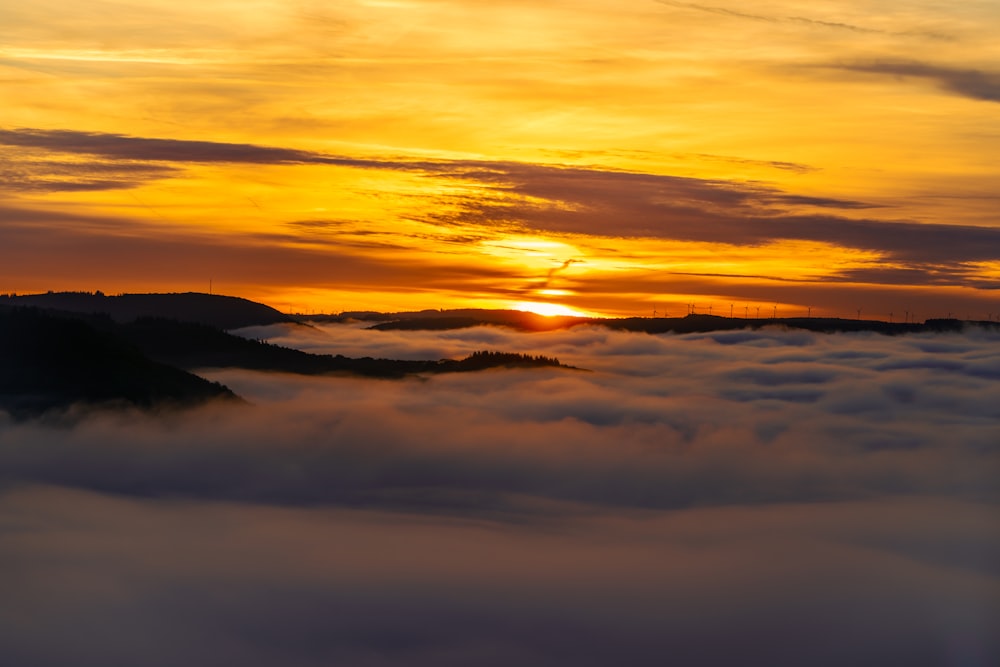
[{"xmin": 2, "ymin": 0, "xmax": 999, "ymax": 318}]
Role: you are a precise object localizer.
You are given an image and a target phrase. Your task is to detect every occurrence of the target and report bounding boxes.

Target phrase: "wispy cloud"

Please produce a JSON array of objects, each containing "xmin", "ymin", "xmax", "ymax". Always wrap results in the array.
[
  {"xmin": 839, "ymin": 61, "xmax": 1000, "ymax": 103},
  {"xmin": 0, "ymin": 127, "xmax": 417, "ymax": 169},
  {"xmin": 686, "ymin": 152, "xmax": 819, "ymax": 174},
  {"xmin": 0, "ymin": 150, "xmax": 180, "ymax": 193},
  {"xmin": 655, "ymin": 1, "xmax": 952, "ymax": 40}
]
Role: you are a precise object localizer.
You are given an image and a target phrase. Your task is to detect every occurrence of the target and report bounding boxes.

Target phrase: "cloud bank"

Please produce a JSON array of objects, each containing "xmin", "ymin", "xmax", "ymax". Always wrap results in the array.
[
  {"xmin": 1, "ymin": 326, "xmax": 997, "ymax": 665},
  {"xmin": 5, "ymin": 127, "xmax": 1000, "ymax": 282},
  {"xmin": 417, "ymin": 161, "xmax": 1000, "ymax": 270}
]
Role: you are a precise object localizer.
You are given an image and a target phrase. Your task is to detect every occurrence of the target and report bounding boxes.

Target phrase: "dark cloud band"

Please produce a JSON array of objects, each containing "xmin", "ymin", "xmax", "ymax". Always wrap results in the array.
[
  {"xmin": 4, "ymin": 127, "xmax": 1000, "ymax": 275},
  {"xmin": 838, "ymin": 61, "xmax": 1000, "ymax": 103}
]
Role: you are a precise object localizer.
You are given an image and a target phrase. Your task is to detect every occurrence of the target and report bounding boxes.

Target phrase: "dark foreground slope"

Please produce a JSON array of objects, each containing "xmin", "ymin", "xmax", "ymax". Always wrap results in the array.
[
  {"xmin": 0, "ymin": 308, "xmax": 237, "ymax": 418},
  {"xmin": 0, "ymin": 292, "xmax": 294, "ymax": 329}
]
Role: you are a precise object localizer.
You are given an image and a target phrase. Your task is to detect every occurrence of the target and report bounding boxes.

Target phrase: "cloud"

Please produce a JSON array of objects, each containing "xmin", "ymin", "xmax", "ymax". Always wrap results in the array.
[
  {"xmin": 655, "ymin": 1, "xmax": 952, "ymax": 40},
  {"xmin": 544, "ymin": 149, "xmax": 819, "ymax": 174},
  {"xmin": 0, "ymin": 127, "xmax": 499, "ymax": 176},
  {"xmin": 0, "ymin": 203, "xmax": 517, "ymax": 294},
  {"xmin": 658, "ymin": 0, "xmax": 875, "ymax": 33},
  {"xmin": 421, "ymin": 162, "xmax": 1000, "ymax": 268},
  {"xmin": 0, "ymin": 127, "xmax": 379, "ymax": 167},
  {"xmin": 838, "ymin": 61, "xmax": 1000, "ymax": 103},
  {"xmin": 0, "ymin": 127, "xmax": 470, "ymax": 196},
  {"xmin": 0, "ymin": 150, "xmax": 180, "ymax": 193},
  {"xmin": 1, "ymin": 326, "xmax": 998, "ymax": 665},
  {"xmin": 4, "ymin": 127, "xmax": 1000, "ymax": 288}
]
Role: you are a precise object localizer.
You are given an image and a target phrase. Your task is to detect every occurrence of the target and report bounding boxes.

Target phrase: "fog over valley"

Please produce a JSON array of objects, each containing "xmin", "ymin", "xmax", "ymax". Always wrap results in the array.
[{"xmin": 2, "ymin": 324, "xmax": 997, "ymax": 665}]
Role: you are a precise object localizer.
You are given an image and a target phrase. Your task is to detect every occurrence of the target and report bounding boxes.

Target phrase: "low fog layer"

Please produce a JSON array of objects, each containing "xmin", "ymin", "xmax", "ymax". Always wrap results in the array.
[{"xmin": 2, "ymin": 325, "xmax": 998, "ymax": 666}]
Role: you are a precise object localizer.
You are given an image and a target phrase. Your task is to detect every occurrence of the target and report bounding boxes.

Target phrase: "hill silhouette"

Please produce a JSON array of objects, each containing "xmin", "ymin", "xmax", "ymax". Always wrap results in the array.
[
  {"xmin": 114, "ymin": 317, "xmax": 572, "ymax": 377},
  {"xmin": 0, "ymin": 307, "xmax": 238, "ymax": 418},
  {"xmin": 350, "ymin": 310, "xmax": 1000, "ymax": 335},
  {"xmin": 0, "ymin": 291, "xmax": 294, "ymax": 329},
  {"xmin": 0, "ymin": 303, "xmax": 574, "ymax": 420},
  {"xmin": 315, "ymin": 308, "xmax": 581, "ymax": 331}
]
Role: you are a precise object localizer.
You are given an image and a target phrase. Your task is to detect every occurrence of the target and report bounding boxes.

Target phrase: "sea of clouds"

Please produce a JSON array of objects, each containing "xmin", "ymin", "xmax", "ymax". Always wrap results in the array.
[{"xmin": 1, "ymin": 323, "xmax": 997, "ymax": 666}]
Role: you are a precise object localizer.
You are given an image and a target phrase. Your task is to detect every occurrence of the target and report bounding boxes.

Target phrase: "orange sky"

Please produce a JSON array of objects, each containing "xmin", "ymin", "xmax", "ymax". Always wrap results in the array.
[{"xmin": 2, "ymin": 0, "xmax": 999, "ymax": 318}]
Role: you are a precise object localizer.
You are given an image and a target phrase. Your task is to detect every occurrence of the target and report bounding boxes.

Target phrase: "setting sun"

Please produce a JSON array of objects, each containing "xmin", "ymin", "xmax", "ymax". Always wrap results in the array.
[{"xmin": 511, "ymin": 301, "xmax": 591, "ymax": 318}]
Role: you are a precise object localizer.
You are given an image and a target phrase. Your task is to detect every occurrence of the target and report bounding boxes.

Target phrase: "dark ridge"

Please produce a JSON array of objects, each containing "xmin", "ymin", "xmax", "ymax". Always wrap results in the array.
[
  {"xmin": 114, "ymin": 317, "xmax": 575, "ymax": 377},
  {"xmin": 0, "ymin": 291, "xmax": 295, "ymax": 329},
  {"xmin": 600, "ymin": 314, "xmax": 1000, "ymax": 335},
  {"xmin": 309, "ymin": 308, "xmax": 583, "ymax": 331},
  {"xmin": 0, "ymin": 304, "xmax": 573, "ymax": 421},
  {"xmin": 0, "ymin": 307, "xmax": 238, "ymax": 419},
  {"xmin": 322, "ymin": 310, "xmax": 1000, "ymax": 336}
]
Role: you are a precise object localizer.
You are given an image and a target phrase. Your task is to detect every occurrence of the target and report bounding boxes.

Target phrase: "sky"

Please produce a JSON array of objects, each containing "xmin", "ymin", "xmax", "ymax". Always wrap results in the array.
[
  {"xmin": 2, "ymin": 323, "xmax": 998, "ymax": 665},
  {"xmin": 2, "ymin": 0, "xmax": 1000, "ymax": 316}
]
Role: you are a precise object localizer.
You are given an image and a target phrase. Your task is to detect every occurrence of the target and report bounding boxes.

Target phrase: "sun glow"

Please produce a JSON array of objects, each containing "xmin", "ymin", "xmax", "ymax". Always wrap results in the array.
[{"xmin": 512, "ymin": 301, "xmax": 589, "ymax": 318}]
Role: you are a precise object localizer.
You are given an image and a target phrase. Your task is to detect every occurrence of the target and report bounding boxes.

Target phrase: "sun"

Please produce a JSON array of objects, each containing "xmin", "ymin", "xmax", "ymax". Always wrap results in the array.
[{"xmin": 512, "ymin": 301, "xmax": 588, "ymax": 317}]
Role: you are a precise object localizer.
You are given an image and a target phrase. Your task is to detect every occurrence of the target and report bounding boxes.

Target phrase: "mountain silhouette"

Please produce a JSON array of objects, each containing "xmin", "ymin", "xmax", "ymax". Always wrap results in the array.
[
  {"xmin": 354, "ymin": 310, "xmax": 999, "ymax": 335},
  {"xmin": 114, "ymin": 317, "xmax": 572, "ymax": 378},
  {"xmin": 0, "ymin": 292, "xmax": 294, "ymax": 329},
  {"xmin": 0, "ymin": 300, "xmax": 575, "ymax": 420},
  {"xmin": 321, "ymin": 308, "xmax": 580, "ymax": 332}
]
